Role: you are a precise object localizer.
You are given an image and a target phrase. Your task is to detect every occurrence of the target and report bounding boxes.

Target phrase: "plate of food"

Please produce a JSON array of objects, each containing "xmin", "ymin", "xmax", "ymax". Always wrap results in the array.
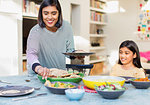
[
  {"xmin": 44, "ymin": 81, "xmax": 78, "ymax": 94},
  {"xmin": 130, "ymin": 77, "xmax": 150, "ymax": 89},
  {"xmin": 38, "ymin": 68, "xmax": 84, "ymax": 83},
  {"xmin": 0, "ymin": 85, "xmax": 34, "ymax": 96}
]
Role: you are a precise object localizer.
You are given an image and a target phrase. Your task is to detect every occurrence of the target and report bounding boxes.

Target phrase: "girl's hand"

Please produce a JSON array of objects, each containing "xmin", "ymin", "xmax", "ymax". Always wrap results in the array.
[{"xmin": 35, "ymin": 66, "xmax": 50, "ymax": 80}]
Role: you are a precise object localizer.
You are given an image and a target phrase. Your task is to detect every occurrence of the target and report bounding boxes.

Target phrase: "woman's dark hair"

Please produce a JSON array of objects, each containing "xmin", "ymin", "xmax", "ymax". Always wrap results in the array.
[
  {"xmin": 38, "ymin": 0, "xmax": 63, "ymax": 28},
  {"xmin": 118, "ymin": 40, "xmax": 142, "ymax": 68}
]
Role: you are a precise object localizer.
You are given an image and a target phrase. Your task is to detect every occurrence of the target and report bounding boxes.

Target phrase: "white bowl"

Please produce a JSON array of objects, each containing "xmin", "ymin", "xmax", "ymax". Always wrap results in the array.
[{"xmin": 65, "ymin": 89, "xmax": 85, "ymax": 101}]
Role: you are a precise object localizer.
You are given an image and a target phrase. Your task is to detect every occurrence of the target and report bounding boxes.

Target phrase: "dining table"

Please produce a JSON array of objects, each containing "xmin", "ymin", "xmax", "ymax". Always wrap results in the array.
[{"xmin": 0, "ymin": 74, "xmax": 150, "ymax": 105}]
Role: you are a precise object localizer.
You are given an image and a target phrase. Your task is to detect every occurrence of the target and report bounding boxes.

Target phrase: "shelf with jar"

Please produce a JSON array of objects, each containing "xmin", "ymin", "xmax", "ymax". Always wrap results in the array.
[{"xmin": 90, "ymin": 28, "xmax": 106, "ymax": 49}]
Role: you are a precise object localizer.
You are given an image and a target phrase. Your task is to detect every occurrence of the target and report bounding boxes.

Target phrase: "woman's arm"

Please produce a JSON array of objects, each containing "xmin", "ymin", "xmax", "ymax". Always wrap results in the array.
[
  {"xmin": 26, "ymin": 27, "xmax": 50, "ymax": 79},
  {"xmin": 26, "ymin": 27, "xmax": 40, "ymax": 70}
]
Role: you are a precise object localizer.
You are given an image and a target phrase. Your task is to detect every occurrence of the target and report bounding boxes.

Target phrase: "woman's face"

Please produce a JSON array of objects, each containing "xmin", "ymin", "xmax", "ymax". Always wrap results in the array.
[
  {"xmin": 119, "ymin": 47, "xmax": 136, "ymax": 65},
  {"xmin": 42, "ymin": 6, "xmax": 59, "ymax": 28}
]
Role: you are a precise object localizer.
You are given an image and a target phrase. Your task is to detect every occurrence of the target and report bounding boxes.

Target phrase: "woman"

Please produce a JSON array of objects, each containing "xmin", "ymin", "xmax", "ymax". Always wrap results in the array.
[
  {"xmin": 26, "ymin": 0, "xmax": 75, "ymax": 79},
  {"xmin": 110, "ymin": 40, "xmax": 145, "ymax": 78}
]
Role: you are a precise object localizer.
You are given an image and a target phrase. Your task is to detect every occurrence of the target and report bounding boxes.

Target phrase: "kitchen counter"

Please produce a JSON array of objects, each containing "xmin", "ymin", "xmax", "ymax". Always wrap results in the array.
[{"xmin": 0, "ymin": 75, "xmax": 150, "ymax": 105}]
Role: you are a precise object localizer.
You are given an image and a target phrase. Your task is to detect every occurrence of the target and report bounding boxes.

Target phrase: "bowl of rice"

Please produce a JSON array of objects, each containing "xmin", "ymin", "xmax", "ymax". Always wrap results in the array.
[{"xmin": 82, "ymin": 76, "xmax": 125, "ymax": 89}]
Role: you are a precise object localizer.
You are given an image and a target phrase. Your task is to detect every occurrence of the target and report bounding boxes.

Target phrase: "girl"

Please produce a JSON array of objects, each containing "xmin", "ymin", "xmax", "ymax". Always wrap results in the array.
[{"xmin": 110, "ymin": 40, "xmax": 145, "ymax": 78}]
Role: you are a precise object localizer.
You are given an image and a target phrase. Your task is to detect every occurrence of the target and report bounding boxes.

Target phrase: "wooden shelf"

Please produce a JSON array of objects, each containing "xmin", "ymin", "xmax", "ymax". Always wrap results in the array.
[
  {"xmin": 22, "ymin": 54, "xmax": 27, "ymax": 60},
  {"xmin": 90, "ymin": 34, "xmax": 106, "ymax": 37},
  {"xmin": 90, "ymin": 7, "xmax": 106, "ymax": 13},
  {"xmin": 90, "ymin": 46, "xmax": 105, "ymax": 50},
  {"xmin": 23, "ymin": 12, "xmax": 38, "ymax": 20},
  {"xmin": 90, "ymin": 21, "xmax": 107, "ymax": 25},
  {"xmin": 89, "ymin": 58, "xmax": 106, "ymax": 64},
  {"xmin": 99, "ymin": 0, "xmax": 107, "ymax": 3}
]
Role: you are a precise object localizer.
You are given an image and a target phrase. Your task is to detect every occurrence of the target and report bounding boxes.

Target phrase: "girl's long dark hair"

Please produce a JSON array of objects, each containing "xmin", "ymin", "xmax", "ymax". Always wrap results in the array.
[
  {"xmin": 38, "ymin": 0, "xmax": 63, "ymax": 28},
  {"xmin": 118, "ymin": 40, "xmax": 142, "ymax": 68}
]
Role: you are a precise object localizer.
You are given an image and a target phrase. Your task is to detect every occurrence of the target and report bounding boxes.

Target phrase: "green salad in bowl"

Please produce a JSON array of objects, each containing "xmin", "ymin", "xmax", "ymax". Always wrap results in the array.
[
  {"xmin": 95, "ymin": 83, "xmax": 126, "ymax": 99},
  {"xmin": 95, "ymin": 82, "xmax": 125, "ymax": 91}
]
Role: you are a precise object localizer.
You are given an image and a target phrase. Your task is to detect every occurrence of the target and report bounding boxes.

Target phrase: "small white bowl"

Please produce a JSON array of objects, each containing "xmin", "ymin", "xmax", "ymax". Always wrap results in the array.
[{"xmin": 65, "ymin": 89, "xmax": 85, "ymax": 101}]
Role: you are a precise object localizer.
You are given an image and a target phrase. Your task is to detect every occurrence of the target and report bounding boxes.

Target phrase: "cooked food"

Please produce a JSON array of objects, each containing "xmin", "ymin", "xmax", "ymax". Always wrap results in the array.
[
  {"xmin": 134, "ymin": 77, "xmax": 150, "ymax": 81},
  {"xmin": 44, "ymin": 80, "xmax": 75, "ymax": 88},
  {"xmin": 0, "ymin": 90, "xmax": 20, "ymax": 94},
  {"xmin": 44, "ymin": 80, "xmax": 52, "ymax": 87},
  {"xmin": 48, "ymin": 68, "xmax": 80, "ymax": 78},
  {"xmin": 48, "ymin": 68, "xmax": 68, "ymax": 77}
]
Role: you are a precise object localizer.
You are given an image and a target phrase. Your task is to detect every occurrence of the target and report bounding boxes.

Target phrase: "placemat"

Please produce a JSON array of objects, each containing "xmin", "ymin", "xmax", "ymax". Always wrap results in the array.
[{"xmin": 78, "ymin": 85, "xmax": 97, "ymax": 93}]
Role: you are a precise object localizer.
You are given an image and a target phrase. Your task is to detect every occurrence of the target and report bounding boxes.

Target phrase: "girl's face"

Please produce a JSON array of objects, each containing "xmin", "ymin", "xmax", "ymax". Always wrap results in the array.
[
  {"xmin": 42, "ymin": 6, "xmax": 59, "ymax": 29},
  {"xmin": 119, "ymin": 47, "xmax": 136, "ymax": 65}
]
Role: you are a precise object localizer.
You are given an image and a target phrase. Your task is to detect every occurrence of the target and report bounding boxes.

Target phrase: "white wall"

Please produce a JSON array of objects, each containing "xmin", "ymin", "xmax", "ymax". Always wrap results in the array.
[
  {"xmin": 105, "ymin": 0, "xmax": 150, "ymax": 66},
  {"xmin": 60, "ymin": 0, "xmax": 89, "ymax": 41},
  {"xmin": 0, "ymin": 0, "xmax": 22, "ymax": 76}
]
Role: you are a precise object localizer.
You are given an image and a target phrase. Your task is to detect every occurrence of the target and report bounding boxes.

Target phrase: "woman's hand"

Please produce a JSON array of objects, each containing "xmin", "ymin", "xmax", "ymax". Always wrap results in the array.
[{"xmin": 35, "ymin": 66, "xmax": 50, "ymax": 80}]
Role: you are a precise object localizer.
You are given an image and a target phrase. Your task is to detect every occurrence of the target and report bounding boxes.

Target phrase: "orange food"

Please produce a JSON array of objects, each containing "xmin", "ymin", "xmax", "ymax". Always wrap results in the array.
[
  {"xmin": 45, "ymin": 81, "xmax": 76, "ymax": 88},
  {"xmin": 134, "ymin": 77, "xmax": 150, "ymax": 82}
]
